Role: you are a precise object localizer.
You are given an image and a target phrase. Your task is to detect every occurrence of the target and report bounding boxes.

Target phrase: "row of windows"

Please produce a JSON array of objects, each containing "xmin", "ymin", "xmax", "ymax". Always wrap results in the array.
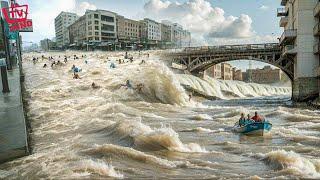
[
  {"xmin": 88, "ymin": 14, "xmax": 115, "ymax": 22},
  {"xmin": 88, "ymin": 25, "xmax": 115, "ymax": 31}
]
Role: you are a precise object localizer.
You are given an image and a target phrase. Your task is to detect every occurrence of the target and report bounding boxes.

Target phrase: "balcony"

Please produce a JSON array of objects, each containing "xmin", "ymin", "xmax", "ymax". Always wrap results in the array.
[
  {"xmin": 279, "ymin": 17, "xmax": 288, "ymax": 27},
  {"xmin": 314, "ymin": 43, "xmax": 320, "ymax": 54},
  {"xmin": 281, "ymin": 0, "xmax": 288, "ymax": 6},
  {"xmin": 314, "ymin": 23, "xmax": 320, "ymax": 36},
  {"xmin": 277, "ymin": 8, "xmax": 288, "ymax": 17},
  {"xmin": 279, "ymin": 29, "xmax": 297, "ymax": 45},
  {"xmin": 315, "ymin": 1, "xmax": 320, "ymax": 17}
]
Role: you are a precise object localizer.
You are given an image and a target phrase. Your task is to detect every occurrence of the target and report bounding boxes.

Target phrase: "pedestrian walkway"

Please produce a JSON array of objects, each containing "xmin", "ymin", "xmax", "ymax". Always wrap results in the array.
[{"xmin": 0, "ymin": 67, "xmax": 29, "ymax": 163}]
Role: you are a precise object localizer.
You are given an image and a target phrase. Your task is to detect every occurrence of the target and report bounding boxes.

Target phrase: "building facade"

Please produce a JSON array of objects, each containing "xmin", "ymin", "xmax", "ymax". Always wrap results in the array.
[
  {"xmin": 141, "ymin": 18, "xmax": 161, "ymax": 42},
  {"xmin": 116, "ymin": 15, "xmax": 140, "ymax": 49},
  {"xmin": 161, "ymin": 23, "xmax": 172, "ymax": 47},
  {"xmin": 278, "ymin": 0, "xmax": 319, "ymax": 100},
  {"xmin": 54, "ymin": 12, "xmax": 79, "ymax": 48},
  {"xmin": 68, "ymin": 16, "xmax": 87, "ymax": 46},
  {"xmin": 162, "ymin": 20, "xmax": 191, "ymax": 47},
  {"xmin": 221, "ymin": 63, "xmax": 233, "ymax": 80},
  {"xmin": 204, "ymin": 64, "xmax": 222, "ymax": 79},
  {"xmin": 40, "ymin": 39, "xmax": 56, "ymax": 51},
  {"xmin": 232, "ymin": 68, "xmax": 243, "ymax": 81},
  {"xmin": 85, "ymin": 10, "xmax": 117, "ymax": 42},
  {"xmin": 64, "ymin": 9, "xmax": 191, "ymax": 50}
]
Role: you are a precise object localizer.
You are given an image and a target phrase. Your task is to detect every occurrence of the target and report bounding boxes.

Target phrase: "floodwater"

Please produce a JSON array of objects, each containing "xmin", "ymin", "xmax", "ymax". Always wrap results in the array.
[{"xmin": 0, "ymin": 51, "xmax": 319, "ymax": 179}]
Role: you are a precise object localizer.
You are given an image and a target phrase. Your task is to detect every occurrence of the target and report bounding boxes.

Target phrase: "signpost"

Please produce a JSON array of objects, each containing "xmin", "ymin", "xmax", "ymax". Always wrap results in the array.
[{"xmin": 0, "ymin": 58, "xmax": 9, "ymax": 92}]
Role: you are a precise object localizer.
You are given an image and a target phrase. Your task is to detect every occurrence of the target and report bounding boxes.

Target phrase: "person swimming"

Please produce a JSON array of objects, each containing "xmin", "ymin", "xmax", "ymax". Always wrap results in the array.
[
  {"xmin": 110, "ymin": 62, "xmax": 116, "ymax": 68},
  {"xmin": 120, "ymin": 80, "xmax": 133, "ymax": 89},
  {"xmin": 135, "ymin": 83, "xmax": 144, "ymax": 93}
]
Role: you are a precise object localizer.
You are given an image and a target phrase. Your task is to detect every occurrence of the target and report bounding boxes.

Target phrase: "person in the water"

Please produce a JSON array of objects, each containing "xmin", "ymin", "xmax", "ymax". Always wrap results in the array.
[
  {"xmin": 120, "ymin": 80, "xmax": 133, "ymax": 89},
  {"xmin": 110, "ymin": 62, "xmax": 116, "ymax": 68},
  {"xmin": 91, "ymin": 82, "xmax": 100, "ymax": 89},
  {"xmin": 135, "ymin": 83, "xmax": 144, "ymax": 93}
]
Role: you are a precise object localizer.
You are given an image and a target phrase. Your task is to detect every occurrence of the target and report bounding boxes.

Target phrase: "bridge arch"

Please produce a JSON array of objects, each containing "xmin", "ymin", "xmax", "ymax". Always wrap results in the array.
[
  {"xmin": 168, "ymin": 43, "xmax": 294, "ymax": 81},
  {"xmin": 189, "ymin": 56, "xmax": 294, "ymax": 82}
]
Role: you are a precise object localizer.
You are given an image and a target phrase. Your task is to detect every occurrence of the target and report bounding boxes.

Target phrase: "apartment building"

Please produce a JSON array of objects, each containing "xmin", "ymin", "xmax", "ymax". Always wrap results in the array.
[
  {"xmin": 221, "ymin": 63, "xmax": 233, "ymax": 80},
  {"xmin": 278, "ymin": 0, "xmax": 319, "ymax": 99},
  {"xmin": 141, "ymin": 18, "xmax": 161, "ymax": 42},
  {"xmin": 116, "ymin": 15, "xmax": 140, "ymax": 41},
  {"xmin": 68, "ymin": 10, "xmax": 117, "ymax": 47},
  {"xmin": 61, "ymin": 9, "xmax": 191, "ymax": 50},
  {"xmin": 68, "ymin": 16, "xmax": 87, "ymax": 46},
  {"xmin": 204, "ymin": 64, "xmax": 222, "ymax": 79},
  {"xmin": 85, "ymin": 10, "xmax": 117, "ymax": 42},
  {"xmin": 232, "ymin": 68, "xmax": 243, "ymax": 81},
  {"xmin": 54, "ymin": 12, "xmax": 79, "ymax": 48}
]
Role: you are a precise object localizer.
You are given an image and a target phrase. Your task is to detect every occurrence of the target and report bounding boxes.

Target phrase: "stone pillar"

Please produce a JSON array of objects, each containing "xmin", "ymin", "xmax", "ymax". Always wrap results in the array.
[{"xmin": 292, "ymin": 77, "xmax": 319, "ymax": 101}]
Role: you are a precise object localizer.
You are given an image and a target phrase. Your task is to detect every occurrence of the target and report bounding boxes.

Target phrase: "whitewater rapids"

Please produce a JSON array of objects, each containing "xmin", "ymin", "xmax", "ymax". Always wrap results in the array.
[{"xmin": 0, "ymin": 50, "xmax": 319, "ymax": 179}]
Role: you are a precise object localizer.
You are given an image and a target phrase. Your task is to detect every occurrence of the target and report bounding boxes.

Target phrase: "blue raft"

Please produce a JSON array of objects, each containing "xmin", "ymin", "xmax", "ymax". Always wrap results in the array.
[{"xmin": 232, "ymin": 121, "xmax": 272, "ymax": 136}]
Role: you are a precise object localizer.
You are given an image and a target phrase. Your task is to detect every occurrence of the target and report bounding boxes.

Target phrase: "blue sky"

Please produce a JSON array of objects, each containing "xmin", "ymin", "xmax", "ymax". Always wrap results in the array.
[{"xmin": 21, "ymin": 0, "xmax": 282, "ymax": 70}]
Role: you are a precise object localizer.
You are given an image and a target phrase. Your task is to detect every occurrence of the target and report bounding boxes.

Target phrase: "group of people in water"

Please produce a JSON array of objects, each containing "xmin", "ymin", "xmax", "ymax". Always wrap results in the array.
[
  {"xmin": 32, "ymin": 52, "xmax": 147, "ymax": 93},
  {"xmin": 238, "ymin": 112, "xmax": 265, "ymax": 126}
]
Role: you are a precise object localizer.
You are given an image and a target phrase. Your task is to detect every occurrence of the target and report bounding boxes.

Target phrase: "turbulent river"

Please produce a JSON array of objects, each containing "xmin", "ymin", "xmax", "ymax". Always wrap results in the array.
[{"xmin": 1, "ymin": 51, "xmax": 320, "ymax": 179}]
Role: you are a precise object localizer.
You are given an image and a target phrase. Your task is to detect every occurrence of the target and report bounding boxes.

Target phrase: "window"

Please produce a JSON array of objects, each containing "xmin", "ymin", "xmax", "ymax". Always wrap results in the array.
[
  {"xmin": 101, "ymin": 24, "xmax": 114, "ymax": 31},
  {"xmin": 95, "ymin": 32, "xmax": 99, "ymax": 35},
  {"xmin": 95, "ymin": 37, "xmax": 99, "ymax": 40},
  {"xmin": 95, "ymin": 26, "xmax": 99, "ymax": 30},
  {"xmin": 95, "ymin": 20, "xmax": 99, "ymax": 25},
  {"xmin": 94, "ymin": 14, "xmax": 99, "ymax": 19},
  {"xmin": 88, "ymin": 21, "xmax": 92, "ymax": 25},
  {"xmin": 88, "ymin": 26, "xmax": 92, "ymax": 30},
  {"xmin": 101, "ymin": 15, "xmax": 114, "ymax": 22},
  {"xmin": 101, "ymin": 32, "xmax": 115, "ymax": 37}
]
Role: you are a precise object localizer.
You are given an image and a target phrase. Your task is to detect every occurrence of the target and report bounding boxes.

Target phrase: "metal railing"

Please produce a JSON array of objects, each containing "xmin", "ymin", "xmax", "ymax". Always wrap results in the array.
[
  {"xmin": 279, "ymin": 17, "xmax": 288, "ymax": 27},
  {"xmin": 315, "ymin": 1, "xmax": 320, "ymax": 17},
  {"xmin": 280, "ymin": 29, "xmax": 297, "ymax": 44},
  {"xmin": 283, "ymin": 45, "xmax": 296, "ymax": 55},
  {"xmin": 182, "ymin": 43, "xmax": 280, "ymax": 53},
  {"xmin": 277, "ymin": 8, "xmax": 288, "ymax": 17}
]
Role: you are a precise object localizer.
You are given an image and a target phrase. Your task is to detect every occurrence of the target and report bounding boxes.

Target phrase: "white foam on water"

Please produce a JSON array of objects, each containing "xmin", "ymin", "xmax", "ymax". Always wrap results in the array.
[{"xmin": 256, "ymin": 150, "xmax": 320, "ymax": 178}]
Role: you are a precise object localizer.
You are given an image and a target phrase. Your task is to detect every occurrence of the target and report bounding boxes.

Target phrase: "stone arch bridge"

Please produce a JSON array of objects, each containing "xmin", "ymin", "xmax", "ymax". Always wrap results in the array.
[
  {"xmin": 165, "ymin": 43, "xmax": 320, "ymax": 102},
  {"xmin": 167, "ymin": 43, "xmax": 294, "ymax": 80}
]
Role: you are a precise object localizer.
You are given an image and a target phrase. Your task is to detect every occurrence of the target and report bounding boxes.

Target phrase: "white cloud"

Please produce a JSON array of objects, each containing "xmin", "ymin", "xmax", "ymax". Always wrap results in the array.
[
  {"xmin": 259, "ymin": 5, "xmax": 269, "ymax": 10},
  {"xmin": 142, "ymin": 0, "xmax": 275, "ymax": 45},
  {"xmin": 76, "ymin": 2, "xmax": 97, "ymax": 16},
  {"xmin": 22, "ymin": 0, "xmax": 95, "ymax": 43}
]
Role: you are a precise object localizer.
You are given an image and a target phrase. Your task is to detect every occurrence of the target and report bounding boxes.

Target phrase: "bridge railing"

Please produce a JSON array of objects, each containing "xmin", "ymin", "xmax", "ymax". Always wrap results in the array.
[{"xmin": 182, "ymin": 43, "xmax": 280, "ymax": 53}]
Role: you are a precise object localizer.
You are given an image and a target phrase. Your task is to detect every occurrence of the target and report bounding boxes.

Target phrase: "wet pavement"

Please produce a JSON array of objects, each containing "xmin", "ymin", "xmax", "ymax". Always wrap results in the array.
[{"xmin": 0, "ymin": 67, "xmax": 28, "ymax": 163}]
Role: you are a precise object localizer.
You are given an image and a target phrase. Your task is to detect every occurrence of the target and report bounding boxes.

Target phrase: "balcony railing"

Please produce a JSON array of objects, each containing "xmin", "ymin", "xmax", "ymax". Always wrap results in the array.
[
  {"xmin": 315, "ymin": 1, "xmax": 320, "ymax": 17},
  {"xmin": 283, "ymin": 45, "xmax": 297, "ymax": 55},
  {"xmin": 279, "ymin": 29, "xmax": 297, "ymax": 45},
  {"xmin": 277, "ymin": 8, "xmax": 288, "ymax": 17},
  {"xmin": 314, "ymin": 43, "xmax": 320, "ymax": 54},
  {"xmin": 281, "ymin": 0, "xmax": 288, "ymax": 6},
  {"xmin": 314, "ymin": 23, "xmax": 320, "ymax": 36},
  {"xmin": 279, "ymin": 17, "xmax": 288, "ymax": 27}
]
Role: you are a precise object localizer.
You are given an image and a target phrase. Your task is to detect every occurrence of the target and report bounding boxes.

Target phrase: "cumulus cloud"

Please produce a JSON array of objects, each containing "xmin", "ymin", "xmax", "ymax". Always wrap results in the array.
[
  {"xmin": 142, "ymin": 0, "xmax": 275, "ymax": 45},
  {"xmin": 76, "ymin": 2, "xmax": 97, "ymax": 16}
]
